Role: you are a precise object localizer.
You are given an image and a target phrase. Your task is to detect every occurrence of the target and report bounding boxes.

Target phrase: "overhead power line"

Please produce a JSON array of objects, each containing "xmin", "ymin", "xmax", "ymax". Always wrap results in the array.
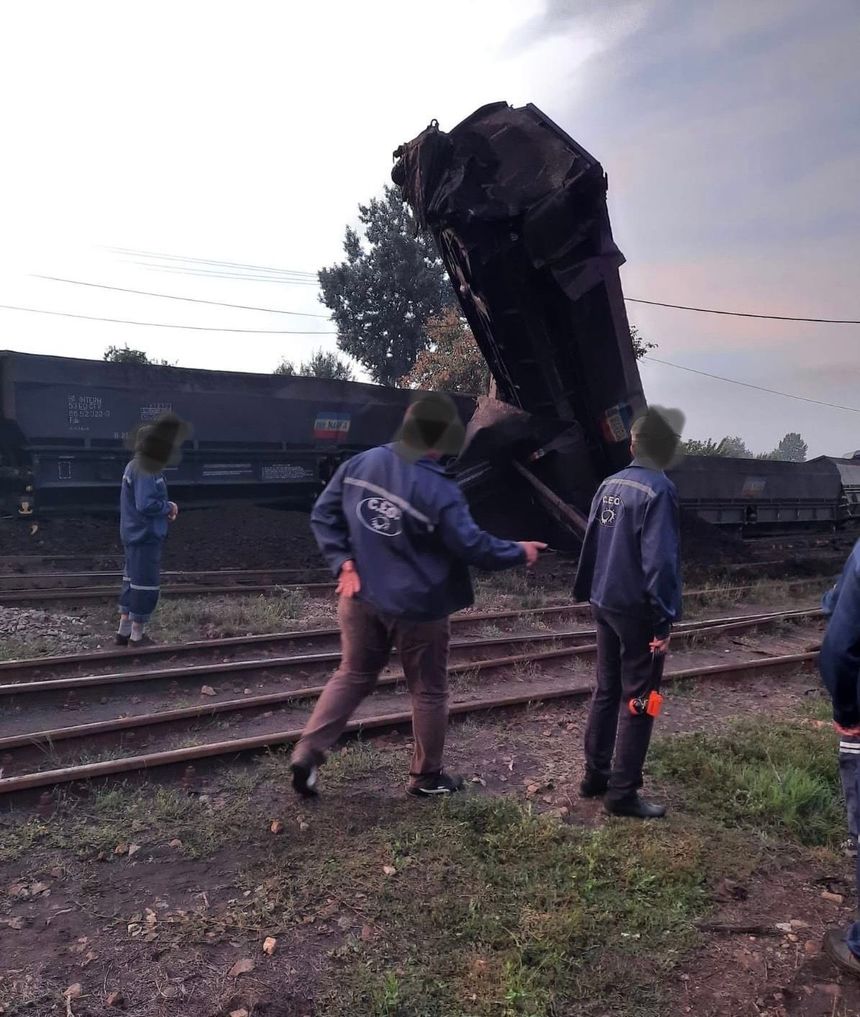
[
  {"xmin": 33, "ymin": 276, "xmax": 331, "ymax": 318},
  {"xmin": 0, "ymin": 304, "xmax": 336, "ymax": 335},
  {"xmin": 136, "ymin": 264, "xmax": 319, "ymax": 285},
  {"xmin": 626, "ymin": 297, "xmax": 860, "ymax": 325},
  {"xmin": 642, "ymin": 355, "xmax": 860, "ymax": 414},
  {"xmin": 109, "ymin": 247, "xmax": 319, "ymax": 279}
]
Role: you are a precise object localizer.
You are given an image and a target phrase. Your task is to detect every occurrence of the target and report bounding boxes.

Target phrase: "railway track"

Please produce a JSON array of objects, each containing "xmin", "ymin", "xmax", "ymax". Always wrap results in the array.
[
  {"xmin": 0, "ymin": 576, "xmax": 336, "ymax": 604},
  {"xmin": 0, "ymin": 605, "xmax": 823, "ymax": 796}
]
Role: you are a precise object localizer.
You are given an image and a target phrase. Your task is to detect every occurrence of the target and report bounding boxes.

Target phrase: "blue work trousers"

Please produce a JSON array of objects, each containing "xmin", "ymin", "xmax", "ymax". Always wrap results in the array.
[
  {"xmin": 839, "ymin": 734, "xmax": 860, "ymax": 957},
  {"xmin": 118, "ymin": 541, "xmax": 163, "ymax": 623}
]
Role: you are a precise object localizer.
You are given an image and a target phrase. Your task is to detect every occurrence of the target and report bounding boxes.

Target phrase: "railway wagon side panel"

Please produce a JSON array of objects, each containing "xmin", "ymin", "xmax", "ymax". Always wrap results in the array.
[
  {"xmin": 1, "ymin": 350, "xmax": 474, "ymax": 509},
  {"xmin": 669, "ymin": 456, "xmax": 842, "ymax": 527}
]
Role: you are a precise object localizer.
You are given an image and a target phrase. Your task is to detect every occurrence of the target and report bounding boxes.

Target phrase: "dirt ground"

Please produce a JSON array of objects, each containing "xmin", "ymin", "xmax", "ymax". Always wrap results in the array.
[{"xmin": 1, "ymin": 660, "xmax": 859, "ymax": 1017}]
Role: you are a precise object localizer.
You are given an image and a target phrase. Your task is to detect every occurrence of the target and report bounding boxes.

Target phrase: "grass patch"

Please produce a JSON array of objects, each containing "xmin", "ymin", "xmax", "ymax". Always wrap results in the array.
[
  {"xmin": 652, "ymin": 718, "xmax": 844, "ymax": 846},
  {"xmin": 0, "ymin": 782, "xmax": 255, "ymax": 863},
  {"xmin": 153, "ymin": 588, "xmax": 330, "ymax": 641},
  {"xmin": 302, "ymin": 797, "xmax": 709, "ymax": 1017}
]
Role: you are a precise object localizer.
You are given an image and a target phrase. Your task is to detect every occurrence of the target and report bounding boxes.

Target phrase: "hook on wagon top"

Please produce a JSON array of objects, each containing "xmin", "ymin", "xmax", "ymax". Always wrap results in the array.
[{"xmin": 129, "ymin": 412, "xmax": 192, "ymax": 475}]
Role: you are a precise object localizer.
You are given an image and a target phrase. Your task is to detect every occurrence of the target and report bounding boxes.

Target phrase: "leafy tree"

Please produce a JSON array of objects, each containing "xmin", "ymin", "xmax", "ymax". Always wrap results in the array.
[
  {"xmin": 681, "ymin": 435, "xmax": 752, "ymax": 458},
  {"xmin": 716, "ymin": 435, "xmax": 753, "ymax": 458},
  {"xmin": 275, "ymin": 348, "xmax": 355, "ymax": 381},
  {"xmin": 681, "ymin": 438, "xmax": 723, "ymax": 456},
  {"xmin": 104, "ymin": 344, "xmax": 171, "ymax": 366},
  {"xmin": 629, "ymin": 325, "xmax": 657, "ymax": 361},
  {"xmin": 770, "ymin": 432, "xmax": 808, "ymax": 462},
  {"xmin": 399, "ymin": 309, "xmax": 490, "ymax": 394},
  {"xmin": 319, "ymin": 186, "xmax": 453, "ymax": 386}
]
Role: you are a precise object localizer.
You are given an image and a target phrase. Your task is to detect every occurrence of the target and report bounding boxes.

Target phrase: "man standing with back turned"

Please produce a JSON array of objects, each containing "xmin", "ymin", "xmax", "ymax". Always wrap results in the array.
[
  {"xmin": 818, "ymin": 536, "xmax": 860, "ymax": 977},
  {"xmin": 573, "ymin": 406, "xmax": 684, "ymax": 819},
  {"xmin": 291, "ymin": 393, "xmax": 546, "ymax": 799}
]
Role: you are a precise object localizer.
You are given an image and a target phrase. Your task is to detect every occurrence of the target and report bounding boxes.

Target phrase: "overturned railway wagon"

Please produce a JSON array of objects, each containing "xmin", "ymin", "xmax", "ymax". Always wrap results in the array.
[
  {"xmin": 392, "ymin": 101, "xmax": 646, "ymax": 521},
  {"xmin": 0, "ymin": 350, "xmax": 474, "ymax": 515}
]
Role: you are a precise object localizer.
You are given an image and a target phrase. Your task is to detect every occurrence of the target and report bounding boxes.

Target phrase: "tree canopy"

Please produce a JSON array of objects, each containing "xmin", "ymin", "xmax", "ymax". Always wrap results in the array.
[
  {"xmin": 681, "ymin": 436, "xmax": 752, "ymax": 458},
  {"xmin": 318, "ymin": 186, "xmax": 454, "ymax": 386},
  {"xmin": 104, "ymin": 344, "xmax": 171, "ymax": 366},
  {"xmin": 629, "ymin": 325, "xmax": 656, "ymax": 361},
  {"xmin": 275, "ymin": 348, "xmax": 355, "ymax": 381},
  {"xmin": 399, "ymin": 309, "xmax": 490, "ymax": 395}
]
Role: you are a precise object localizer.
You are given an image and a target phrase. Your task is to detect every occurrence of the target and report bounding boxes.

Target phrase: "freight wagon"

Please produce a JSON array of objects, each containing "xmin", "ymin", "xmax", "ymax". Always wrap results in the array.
[{"xmin": 0, "ymin": 350, "xmax": 474, "ymax": 516}]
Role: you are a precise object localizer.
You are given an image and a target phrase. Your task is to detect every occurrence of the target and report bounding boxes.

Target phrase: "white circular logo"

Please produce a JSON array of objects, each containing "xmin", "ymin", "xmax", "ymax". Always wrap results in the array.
[
  {"xmin": 357, "ymin": 496, "xmax": 403, "ymax": 537},
  {"xmin": 599, "ymin": 494, "xmax": 623, "ymax": 526}
]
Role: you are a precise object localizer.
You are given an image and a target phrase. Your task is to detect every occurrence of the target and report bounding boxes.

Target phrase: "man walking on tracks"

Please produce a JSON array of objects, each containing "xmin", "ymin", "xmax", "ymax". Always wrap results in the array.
[
  {"xmin": 818, "ymin": 537, "xmax": 860, "ymax": 977},
  {"xmin": 573, "ymin": 406, "xmax": 684, "ymax": 819},
  {"xmin": 116, "ymin": 417, "xmax": 183, "ymax": 646},
  {"xmin": 291, "ymin": 392, "xmax": 546, "ymax": 799}
]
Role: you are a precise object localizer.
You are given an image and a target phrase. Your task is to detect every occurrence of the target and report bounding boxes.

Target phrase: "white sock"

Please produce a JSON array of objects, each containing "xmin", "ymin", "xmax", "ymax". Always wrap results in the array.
[
  {"xmin": 130, "ymin": 622, "xmax": 145, "ymax": 642},
  {"xmin": 117, "ymin": 617, "xmax": 132, "ymax": 637}
]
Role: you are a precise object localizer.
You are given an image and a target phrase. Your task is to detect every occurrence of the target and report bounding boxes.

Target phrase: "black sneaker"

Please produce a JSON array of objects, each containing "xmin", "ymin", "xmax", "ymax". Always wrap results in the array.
[
  {"xmin": 291, "ymin": 761, "xmax": 319, "ymax": 798},
  {"xmin": 605, "ymin": 795, "xmax": 666, "ymax": 819},
  {"xmin": 407, "ymin": 772, "xmax": 464, "ymax": 798},
  {"xmin": 128, "ymin": 634, "xmax": 156, "ymax": 648},
  {"xmin": 579, "ymin": 772, "xmax": 609, "ymax": 798},
  {"xmin": 115, "ymin": 633, "xmax": 130, "ymax": 646}
]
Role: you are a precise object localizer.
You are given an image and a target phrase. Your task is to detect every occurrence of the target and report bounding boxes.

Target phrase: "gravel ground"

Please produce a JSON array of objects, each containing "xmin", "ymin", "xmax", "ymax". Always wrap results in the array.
[{"xmin": 0, "ymin": 605, "xmax": 96, "ymax": 657}]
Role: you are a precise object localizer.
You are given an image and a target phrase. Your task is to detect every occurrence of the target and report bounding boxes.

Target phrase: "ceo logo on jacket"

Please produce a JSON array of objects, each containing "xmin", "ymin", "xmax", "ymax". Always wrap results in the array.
[{"xmin": 358, "ymin": 497, "xmax": 403, "ymax": 536}]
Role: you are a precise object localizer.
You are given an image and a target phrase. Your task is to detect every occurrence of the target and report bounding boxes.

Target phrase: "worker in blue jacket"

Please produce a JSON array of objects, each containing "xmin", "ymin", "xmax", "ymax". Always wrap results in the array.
[
  {"xmin": 291, "ymin": 393, "xmax": 546, "ymax": 799},
  {"xmin": 117, "ymin": 424, "xmax": 179, "ymax": 646},
  {"xmin": 573, "ymin": 406, "xmax": 684, "ymax": 819},
  {"xmin": 819, "ymin": 538, "xmax": 860, "ymax": 977}
]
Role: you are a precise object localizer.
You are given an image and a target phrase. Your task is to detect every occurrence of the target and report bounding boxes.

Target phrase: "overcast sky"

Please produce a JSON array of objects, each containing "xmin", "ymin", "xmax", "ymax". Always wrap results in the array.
[{"xmin": 1, "ymin": 0, "xmax": 857, "ymax": 456}]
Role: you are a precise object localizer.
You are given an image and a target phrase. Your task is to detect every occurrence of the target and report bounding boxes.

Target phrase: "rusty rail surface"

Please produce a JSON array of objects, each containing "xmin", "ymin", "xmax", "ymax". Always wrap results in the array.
[{"xmin": 0, "ymin": 648, "xmax": 819, "ymax": 795}]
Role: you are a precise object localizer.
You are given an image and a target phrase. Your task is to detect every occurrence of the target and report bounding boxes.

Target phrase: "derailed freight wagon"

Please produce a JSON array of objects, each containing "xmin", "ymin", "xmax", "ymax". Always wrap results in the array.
[
  {"xmin": 392, "ymin": 101, "xmax": 647, "ymax": 533},
  {"xmin": 0, "ymin": 350, "xmax": 474, "ymax": 515}
]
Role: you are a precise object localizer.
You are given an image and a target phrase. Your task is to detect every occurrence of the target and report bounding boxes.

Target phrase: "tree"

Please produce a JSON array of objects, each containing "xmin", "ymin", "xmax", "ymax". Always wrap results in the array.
[
  {"xmin": 319, "ymin": 186, "xmax": 454, "ymax": 386},
  {"xmin": 398, "ymin": 309, "xmax": 490, "ymax": 394},
  {"xmin": 630, "ymin": 325, "xmax": 657, "ymax": 361},
  {"xmin": 681, "ymin": 435, "xmax": 753, "ymax": 458},
  {"xmin": 770, "ymin": 432, "xmax": 808, "ymax": 462},
  {"xmin": 717, "ymin": 435, "xmax": 753, "ymax": 458},
  {"xmin": 104, "ymin": 345, "xmax": 172, "ymax": 366},
  {"xmin": 275, "ymin": 348, "xmax": 355, "ymax": 381}
]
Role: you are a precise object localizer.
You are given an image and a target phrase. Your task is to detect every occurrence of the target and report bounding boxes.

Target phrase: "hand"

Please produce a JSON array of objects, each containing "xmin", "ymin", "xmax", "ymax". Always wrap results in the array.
[
  {"xmin": 518, "ymin": 541, "xmax": 548, "ymax": 568},
  {"xmin": 835, "ymin": 722, "xmax": 860, "ymax": 737},
  {"xmin": 167, "ymin": 501, "xmax": 179, "ymax": 521},
  {"xmin": 336, "ymin": 560, "xmax": 361, "ymax": 598},
  {"xmin": 649, "ymin": 635, "xmax": 671, "ymax": 655}
]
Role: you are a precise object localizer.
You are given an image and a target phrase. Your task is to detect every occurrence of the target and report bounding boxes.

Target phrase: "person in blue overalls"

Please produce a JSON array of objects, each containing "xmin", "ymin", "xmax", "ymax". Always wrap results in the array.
[
  {"xmin": 574, "ymin": 406, "xmax": 684, "ymax": 819},
  {"xmin": 116, "ymin": 422, "xmax": 180, "ymax": 646},
  {"xmin": 819, "ymin": 537, "xmax": 860, "ymax": 976}
]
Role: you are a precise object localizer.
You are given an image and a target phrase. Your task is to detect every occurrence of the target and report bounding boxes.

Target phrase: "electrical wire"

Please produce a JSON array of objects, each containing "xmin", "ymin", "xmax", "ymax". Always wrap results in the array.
[
  {"xmin": 33, "ymin": 275, "xmax": 331, "ymax": 318},
  {"xmin": 641, "ymin": 355, "xmax": 860, "ymax": 413},
  {"xmin": 108, "ymin": 247, "xmax": 319, "ymax": 279},
  {"xmin": 0, "ymin": 303, "xmax": 336, "ymax": 335},
  {"xmin": 626, "ymin": 297, "xmax": 860, "ymax": 325}
]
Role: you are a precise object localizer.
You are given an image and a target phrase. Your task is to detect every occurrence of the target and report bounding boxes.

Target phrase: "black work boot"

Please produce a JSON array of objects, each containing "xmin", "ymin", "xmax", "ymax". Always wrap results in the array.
[
  {"xmin": 407, "ymin": 772, "xmax": 464, "ymax": 798},
  {"xmin": 605, "ymin": 795, "xmax": 666, "ymax": 819},
  {"xmin": 579, "ymin": 771, "xmax": 609, "ymax": 798},
  {"xmin": 824, "ymin": 929, "xmax": 860, "ymax": 978},
  {"xmin": 291, "ymin": 761, "xmax": 319, "ymax": 799}
]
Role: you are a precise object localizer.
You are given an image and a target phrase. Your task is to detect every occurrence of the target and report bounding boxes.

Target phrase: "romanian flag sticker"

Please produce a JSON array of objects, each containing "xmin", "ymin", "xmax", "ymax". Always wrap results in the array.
[
  {"xmin": 599, "ymin": 402, "xmax": 633, "ymax": 443},
  {"xmin": 313, "ymin": 412, "xmax": 351, "ymax": 441}
]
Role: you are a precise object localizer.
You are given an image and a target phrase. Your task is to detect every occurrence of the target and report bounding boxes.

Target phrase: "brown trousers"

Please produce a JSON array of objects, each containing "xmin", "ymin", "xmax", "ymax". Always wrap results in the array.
[{"xmin": 292, "ymin": 596, "xmax": 451, "ymax": 777}]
